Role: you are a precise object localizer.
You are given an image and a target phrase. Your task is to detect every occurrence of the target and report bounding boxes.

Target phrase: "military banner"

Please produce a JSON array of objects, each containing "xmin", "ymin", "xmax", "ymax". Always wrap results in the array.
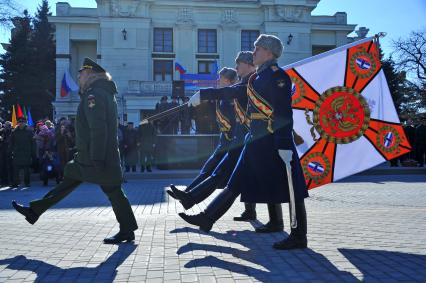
[{"xmin": 284, "ymin": 35, "xmax": 411, "ymax": 190}]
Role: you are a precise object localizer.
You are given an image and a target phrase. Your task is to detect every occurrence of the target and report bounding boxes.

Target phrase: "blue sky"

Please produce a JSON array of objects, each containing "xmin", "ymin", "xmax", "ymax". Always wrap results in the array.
[{"xmin": 1, "ymin": 0, "xmax": 425, "ymax": 57}]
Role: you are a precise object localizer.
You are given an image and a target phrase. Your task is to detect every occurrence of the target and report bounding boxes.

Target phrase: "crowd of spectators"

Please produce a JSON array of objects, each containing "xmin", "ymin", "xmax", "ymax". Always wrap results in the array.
[
  {"xmin": 1, "ymin": 98, "xmax": 423, "ymax": 188},
  {"xmin": 0, "ymin": 117, "xmax": 75, "ymax": 187}
]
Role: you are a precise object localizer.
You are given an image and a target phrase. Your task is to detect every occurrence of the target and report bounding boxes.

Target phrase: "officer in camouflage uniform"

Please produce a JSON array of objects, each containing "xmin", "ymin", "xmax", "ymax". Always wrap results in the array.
[
  {"xmin": 12, "ymin": 58, "xmax": 138, "ymax": 244},
  {"xmin": 180, "ymin": 35, "xmax": 309, "ymax": 250}
]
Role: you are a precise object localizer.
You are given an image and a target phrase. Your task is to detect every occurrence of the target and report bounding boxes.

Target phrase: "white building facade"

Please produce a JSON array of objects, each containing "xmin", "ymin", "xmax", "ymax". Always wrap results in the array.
[{"xmin": 50, "ymin": 0, "xmax": 361, "ymax": 124}]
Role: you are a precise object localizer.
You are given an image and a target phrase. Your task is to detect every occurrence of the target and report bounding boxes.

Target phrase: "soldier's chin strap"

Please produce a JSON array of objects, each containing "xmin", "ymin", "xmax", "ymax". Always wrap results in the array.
[{"xmin": 140, "ymin": 102, "xmax": 189, "ymax": 125}]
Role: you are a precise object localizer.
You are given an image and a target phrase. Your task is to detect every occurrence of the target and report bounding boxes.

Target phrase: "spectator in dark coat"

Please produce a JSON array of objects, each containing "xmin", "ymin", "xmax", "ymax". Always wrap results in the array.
[
  {"xmin": 180, "ymin": 96, "xmax": 192, "ymax": 134},
  {"xmin": 138, "ymin": 116, "xmax": 156, "ymax": 172},
  {"xmin": 123, "ymin": 122, "xmax": 139, "ymax": 172},
  {"xmin": 169, "ymin": 97, "xmax": 180, "ymax": 134},
  {"xmin": 55, "ymin": 124, "xmax": 73, "ymax": 181},
  {"xmin": 156, "ymin": 96, "xmax": 172, "ymax": 134},
  {"xmin": 9, "ymin": 117, "xmax": 35, "ymax": 187}
]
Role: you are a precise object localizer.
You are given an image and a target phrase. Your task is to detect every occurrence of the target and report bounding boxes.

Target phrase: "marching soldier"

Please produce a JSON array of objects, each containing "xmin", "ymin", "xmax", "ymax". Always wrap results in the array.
[
  {"xmin": 179, "ymin": 35, "xmax": 309, "ymax": 250},
  {"xmin": 12, "ymin": 58, "xmax": 138, "ymax": 244},
  {"xmin": 168, "ymin": 67, "xmax": 238, "ymax": 194},
  {"xmin": 173, "ymin": 51, "xmax": 285, "ymax": 232},
  {"xmin": 168, "ymin": 52, "xmax": 263, "ymax": 224}
]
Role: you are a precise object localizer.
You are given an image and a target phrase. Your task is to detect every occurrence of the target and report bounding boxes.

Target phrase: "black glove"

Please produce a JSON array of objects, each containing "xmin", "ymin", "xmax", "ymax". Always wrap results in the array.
[{"xmin": 92, "ymin": 160, "xmax": 106, "ymax": 172}]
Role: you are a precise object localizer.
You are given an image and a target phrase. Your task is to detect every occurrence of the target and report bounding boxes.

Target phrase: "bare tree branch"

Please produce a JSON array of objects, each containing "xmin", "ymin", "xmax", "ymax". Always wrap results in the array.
[
  {"xmin": 0, "ymin": 0, "xmax": 21, "ymax": 29},
  {"xmin": 393, "ymin": 29, "xmax": 426, "ymax": 82}
]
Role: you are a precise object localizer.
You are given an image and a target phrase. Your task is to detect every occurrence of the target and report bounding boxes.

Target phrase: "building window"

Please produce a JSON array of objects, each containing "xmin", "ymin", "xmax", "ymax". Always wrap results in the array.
[
  {"xmin": 153, "ymin": 60, "xmax": 173, "ymax": 81},
  {"xmin": 312, "ymin": 45, "xmax": 336, "ymax": 56},
  {"xmin": 198, "ymin": 61, "xmax": 216, "ymax": 74},
  {"xmin": 198, "ymin": 29, "xmax": 217, "ymax": 53},
  {"xmin": 241, "ymin": 30, "xmax": 259, "ymax": 51},
  {"xmin": 154, "ymin": 28, "xmax": 173, "ymax": 52}
]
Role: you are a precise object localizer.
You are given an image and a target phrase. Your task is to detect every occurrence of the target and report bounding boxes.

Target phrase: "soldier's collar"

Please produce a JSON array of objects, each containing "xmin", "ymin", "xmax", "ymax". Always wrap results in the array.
[{"xmin": 256, "ymin": 59, "xmax": 278, "ymax": 74}]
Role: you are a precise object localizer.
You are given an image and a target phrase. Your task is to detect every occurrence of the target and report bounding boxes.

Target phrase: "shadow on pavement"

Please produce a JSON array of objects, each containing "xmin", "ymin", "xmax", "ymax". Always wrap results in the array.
[
  {"xmin": 0, "ymin": 180, "xmax": 168, "ymax": 210},
  {"xmin": 171, "ymin": 227, "xmax": 358, "ymax": 282},
  {"xmin": 339, "ymin": 248, "xmax": 426, "ymax": 282},
  {"xmin": 0, "ymin": 243, "xmax": 136, "ymax": 282}
]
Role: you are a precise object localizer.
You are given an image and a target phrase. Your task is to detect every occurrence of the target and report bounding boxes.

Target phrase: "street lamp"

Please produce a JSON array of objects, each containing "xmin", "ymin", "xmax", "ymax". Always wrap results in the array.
[{"xmin": 287, "ymin": 34, "xmax": 293, "ymax": 45}]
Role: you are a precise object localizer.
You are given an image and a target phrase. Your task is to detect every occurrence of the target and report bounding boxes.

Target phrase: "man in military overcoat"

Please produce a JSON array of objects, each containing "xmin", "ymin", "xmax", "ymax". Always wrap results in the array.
[
  {"xmin": 12, "ymin": 58, "xmax": 138, "ymax": 244},
  {"xmin": 180, "ymin": 35, "xmax": 309, "ymax": 250}
]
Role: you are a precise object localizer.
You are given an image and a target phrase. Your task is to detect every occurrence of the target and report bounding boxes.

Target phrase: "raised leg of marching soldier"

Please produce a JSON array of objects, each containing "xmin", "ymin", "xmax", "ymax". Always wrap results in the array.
[
  {"xmin": 179, "ymin": 184, "xmax": 241, "ymax": 232},
  {"xmin": 170, "ymin": 174, "xmax": 219, "ymax": 210},
  {"xmin": 13, "ymin": 178, "xmax": 82, "ymax": 224},
  {"xmin": 233, "ymin": 203, "xmax": 257, "ymax": 221},
  {"xmin": 273, "ymin": 200, "xmax": 307, "ymax": 250},
  {"xmin": 12, "ymin": 177, "xmax": 138, "ymax": 243},
  {"xmin": 168, "ymin": 144, "xmax": 227, "ymax": 195},
  {"xmin": 185, "ymin": 140, "xmax": 228, "ymax": 193}
]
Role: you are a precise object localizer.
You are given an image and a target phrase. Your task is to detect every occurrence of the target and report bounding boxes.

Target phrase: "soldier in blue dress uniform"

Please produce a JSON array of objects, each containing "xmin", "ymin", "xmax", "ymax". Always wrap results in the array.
[
  {"xmin": 167, "ymin": 68, "xmax": 238, "ymax": 194},
  {"xmin": 168, "ymin": 52, "xmax": 257, "ymax": 218},
  {"xmin": 169, "ymin": 52, "xmax": 285, "ymax": 232},
  {"xmin": 180, "ymin": 35, "xmax": 309, "ymax": 250}
]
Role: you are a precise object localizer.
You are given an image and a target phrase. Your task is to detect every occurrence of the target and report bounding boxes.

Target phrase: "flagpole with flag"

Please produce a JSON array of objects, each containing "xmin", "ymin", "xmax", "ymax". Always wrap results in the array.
[
  {"xmin": 27, "ymin": 107, "xmax": 34, "ymax": 127},
  {"xmin": 11, "ymin": 105, "xmax": 17, "ymax": 127},
  {"xmin": 285, "ymin": 33, "xmax": 411, "ymax": 190},
  {"xmin": 16, "ymin": 104, "xmax": 23, "ymax": 118},
  {"xmin": 23, "ymin": 106, "xmax": 28, "ymax": 119},
  {"xmin": 175, "ymin": 62, "xmax": 186, "ymax": 75},
  {"xmin": 60, "ymin": 69, "xmax": 79, "ymax": 98}
]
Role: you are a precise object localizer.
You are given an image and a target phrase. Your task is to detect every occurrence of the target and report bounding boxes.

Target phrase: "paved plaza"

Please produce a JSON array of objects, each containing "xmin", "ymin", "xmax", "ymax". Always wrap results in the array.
[{"xmin": 0, "ymin": 174, "xmax": 425, "ymax": 282}]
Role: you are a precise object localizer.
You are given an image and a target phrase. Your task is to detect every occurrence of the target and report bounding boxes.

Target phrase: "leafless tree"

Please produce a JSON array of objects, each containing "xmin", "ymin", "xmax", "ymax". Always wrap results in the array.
[
  {"xmin": 0, "ymin": 0, "xmax": 20, "ymax": 29},
  {"xmin": 393, "ymin": 29, "xmax": 426, "ymax": 83},
  {"xmin": 392, "ymin": 29, "xmax": 426, "ymax": 112}
]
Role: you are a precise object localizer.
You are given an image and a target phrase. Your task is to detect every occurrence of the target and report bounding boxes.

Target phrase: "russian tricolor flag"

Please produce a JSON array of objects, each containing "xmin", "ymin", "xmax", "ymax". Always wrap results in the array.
[
  {"xmin": 175, "ymin": 62, "xmax": 186, "ymax": 75},
  {"xmin": 60, "ymin": 69, "xmax": 79, "ymax": 97}
]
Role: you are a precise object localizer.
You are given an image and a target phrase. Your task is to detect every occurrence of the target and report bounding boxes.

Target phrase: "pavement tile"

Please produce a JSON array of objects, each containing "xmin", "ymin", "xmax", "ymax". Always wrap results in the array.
[{"xmin": 0, "ymin": 175, "xmax": 425, "ymax": 282}]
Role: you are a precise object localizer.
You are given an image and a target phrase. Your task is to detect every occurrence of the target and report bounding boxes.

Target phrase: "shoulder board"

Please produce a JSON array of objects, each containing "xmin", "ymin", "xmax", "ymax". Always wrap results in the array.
[
  {"xmin": 270, "ymin": 65, "xmax": 280, "ymax": 72},
  {"xmin": 271, "ymin": 68, "xmax": 286, "ymax": 79}
]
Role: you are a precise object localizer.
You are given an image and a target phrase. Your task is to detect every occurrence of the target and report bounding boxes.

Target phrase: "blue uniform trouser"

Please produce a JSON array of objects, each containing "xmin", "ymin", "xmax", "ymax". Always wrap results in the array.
[{"xmin": 185, "ymin": 141, "xmax": 228, "ymax": 192}]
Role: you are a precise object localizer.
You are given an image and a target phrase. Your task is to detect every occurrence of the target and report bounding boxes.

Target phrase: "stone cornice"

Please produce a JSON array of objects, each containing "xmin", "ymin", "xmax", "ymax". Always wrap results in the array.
[
  {"xmin": 48, "ymin": 16, "xmax": 99, "ymax": 24},
  {"xmin": 311, "ymin": 23, "xmax": 357, "ymax": 33}
]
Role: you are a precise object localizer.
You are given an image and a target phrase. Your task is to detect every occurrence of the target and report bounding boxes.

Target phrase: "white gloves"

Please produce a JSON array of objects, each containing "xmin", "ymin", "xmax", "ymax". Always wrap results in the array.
[
  {"xmin": 188, "ymin": 91, "xmax": 201, "ymax": 107},
  {"xmin": 278, "ymin": 149, "xmax": 293, "ymax": 164}
]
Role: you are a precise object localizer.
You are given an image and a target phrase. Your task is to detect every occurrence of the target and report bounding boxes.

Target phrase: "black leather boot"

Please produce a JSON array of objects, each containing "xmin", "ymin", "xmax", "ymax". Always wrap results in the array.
[
  {"xmin": 12, "ymin": 201, "xmax": 39, "ymax": 225},
  {"xmin": 273, "ymin": 201, "xmax": 307, "ymax": 250},
  {"xmin": 168, "ymin": 185, "xmax": 195, "ymax": 210},
  {"xmin": 103, "ymin": 230, "xmax": 135, "ymax": 244},
  {"xmin": 179, "ymin": 186, "xmax": 239, "ymax": 232},
  {"xmin": 255, "ymin": 204, "xmax": 284, "ymax": 233},
  {"xmin": 234, "ymin": 203, "xmax": 257, "ymax": 221}
]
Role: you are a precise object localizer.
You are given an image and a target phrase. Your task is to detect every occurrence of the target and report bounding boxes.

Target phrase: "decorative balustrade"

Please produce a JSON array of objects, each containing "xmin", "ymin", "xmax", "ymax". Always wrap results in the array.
[{"xmin": 127, "ymin": 80, "xmax": 196, "ymax": 96}]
